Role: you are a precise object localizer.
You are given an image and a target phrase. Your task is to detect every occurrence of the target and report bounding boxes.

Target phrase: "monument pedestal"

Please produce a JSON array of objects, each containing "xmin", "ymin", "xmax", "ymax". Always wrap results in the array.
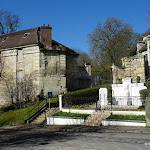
[
  {"xmin": 112, "ymin": 78, "xmax": 147, "ymax": 106},
  {"xmin": 98, "ymin": 88, "xmax": 108, "ymax": 106}
]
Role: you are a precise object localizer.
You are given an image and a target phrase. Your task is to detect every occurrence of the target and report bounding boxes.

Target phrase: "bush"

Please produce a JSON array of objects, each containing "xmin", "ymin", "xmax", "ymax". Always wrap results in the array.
[
  {"xmin": 107, "ymin": 114, "xmax": 145, "ymax": 121},
  {"xmin": 53, "ymin": 111, "xmax": 89, "ymax": 118},
  {"xmin": 1, "ymin": 104, "xmax": 16, "ymax": 112},
  {"xmin": 136, "ymin": 76, "xmax": 141, "ymax": 83},
  {"xmin": 140, "ymin": 89, "xmax": 148, "ymax": 99},
  {"xmin": 38, "ymin": 89, "xmax": 45, "ymax": 101},
  {"xmin": 64, "ymin": 84, "xmax": 111, "ymax": 97},
  {"xmin": 138, "ymin": 105, "xmax": 145, "ymax": 110}
]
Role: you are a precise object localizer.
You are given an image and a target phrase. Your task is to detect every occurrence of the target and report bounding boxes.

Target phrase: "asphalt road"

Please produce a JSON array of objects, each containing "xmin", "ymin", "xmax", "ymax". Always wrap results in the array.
[{"xmin": 0, "ymin": 126, "xmax": 150, "ymax": 150}]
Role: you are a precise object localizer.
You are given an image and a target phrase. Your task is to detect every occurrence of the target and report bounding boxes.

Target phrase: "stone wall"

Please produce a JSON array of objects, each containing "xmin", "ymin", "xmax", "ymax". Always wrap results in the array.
[
  {"xmin": 39, "ymin": 51, "xmax": 67, "ymax": 96},
  {"xmin": 66, "ymin": 55, "xmax": 91, "ymax": 91},
  {"xmin": 112, "ymin": 54, "xmax": 146, "ymax": 83},
  {"xmin": 0, "ymin": 45, "xmax": 40, "ymax": 107},
  {"xmin": 0, "ymin": 46, "xmax": 91, "ymax": 107}
]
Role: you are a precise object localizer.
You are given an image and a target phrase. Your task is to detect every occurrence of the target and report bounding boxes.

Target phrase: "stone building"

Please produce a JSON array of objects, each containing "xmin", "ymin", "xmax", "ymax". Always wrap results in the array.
[
  {"xmin": 112, "ymin": 29, "xmax": 150, "ymax": 83},
  {"xmin": 0, "ymin": 25, "xmax": 91, "ymax": 107}
]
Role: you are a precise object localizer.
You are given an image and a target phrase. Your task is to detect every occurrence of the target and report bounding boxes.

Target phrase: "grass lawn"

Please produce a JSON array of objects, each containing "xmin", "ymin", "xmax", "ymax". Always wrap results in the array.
[
  {"xmin": 107, "ymin": 114, "xmax": 146, "ymax": 121},
  {"xmin": 0, "ymin": 98, "xmax": 58, "ymax": 126},
  {"xmin": 53, "ymin": 111, "xmax": 90, "ymax": 118}
]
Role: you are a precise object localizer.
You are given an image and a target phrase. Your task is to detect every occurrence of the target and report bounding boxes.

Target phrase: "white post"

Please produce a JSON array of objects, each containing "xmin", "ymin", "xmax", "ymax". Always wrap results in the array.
[{"xmin": 59, "ymin": 94, "xmax": 62, "ymax": 111}]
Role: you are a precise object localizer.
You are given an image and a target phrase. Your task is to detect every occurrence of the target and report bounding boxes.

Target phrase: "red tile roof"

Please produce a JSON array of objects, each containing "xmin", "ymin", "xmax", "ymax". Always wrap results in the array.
[{"xmin": 143, "ymin": 28, "xmax": 150, "ymax": 36}]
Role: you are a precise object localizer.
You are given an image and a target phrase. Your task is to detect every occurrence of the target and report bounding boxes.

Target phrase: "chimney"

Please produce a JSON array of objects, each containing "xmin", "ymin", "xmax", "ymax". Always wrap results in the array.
[{"xmin": 40, "ymin": 24, "xmax": 52, "ymax": 47}]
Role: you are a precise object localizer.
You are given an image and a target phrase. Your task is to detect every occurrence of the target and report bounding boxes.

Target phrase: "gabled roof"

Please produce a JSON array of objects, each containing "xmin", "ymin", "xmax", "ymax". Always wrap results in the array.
[
  {"xmin": 52, "ymin": 40, "xmax": 78, "ymax": 55},
  {"xmin": 143, "ymin": 28, "xmax": 150, "ymax": 36},
  {"xmin": 0, "ymin": 27, "xmax": 78, "ymax": 55},
  {"xmin": 0, "ymin": 27, "xmax": 39, "ymax": 49}
]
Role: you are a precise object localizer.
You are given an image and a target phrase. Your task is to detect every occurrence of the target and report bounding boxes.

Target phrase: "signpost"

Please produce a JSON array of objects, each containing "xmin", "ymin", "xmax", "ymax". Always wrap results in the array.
[{"xmin": 47, "ymin": 92, "xmax": 52, "ymax": 125}]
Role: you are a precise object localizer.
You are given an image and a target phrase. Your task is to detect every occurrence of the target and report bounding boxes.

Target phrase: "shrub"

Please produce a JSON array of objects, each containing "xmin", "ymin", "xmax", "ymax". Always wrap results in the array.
[
  {"xmin": 140, "ymin": 89, "xmax": 148, "ymax": 99},
  {"xmin": 107, "ymin": 114, "xmax": 145, "ymax": 121},
  {"xmin": 64, "ymin": 84, "xmax": 111, "ymax": 97},
  {"xmin": 38, "ymin": 89, "xmax": 45, "ymax": 101},
  {"xmin": 138, "ymin": 105, "xmax": 145, "ymax": 110},
  {"xmin": 53, "ymin": 111, "xmax": 89, "ymax": 118},
  {"xmin": 136, "ymin": 76, "xmax": 141, "ymax": 83},
  {"xmin": 63, "ymin": 84, "xmax": 112, "ymax": 107}
]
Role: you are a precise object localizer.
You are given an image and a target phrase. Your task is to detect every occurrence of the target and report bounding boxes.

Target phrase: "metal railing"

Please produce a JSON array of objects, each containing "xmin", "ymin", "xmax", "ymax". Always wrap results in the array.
[
  {"xmin": 25, "ymin": 99, "xmax": 48, "ymax": 124},
  {"xmin": 97, "ymin": 96, "xmax": 146, "ymax": 111},
  {"xmin": 25, "ymin": 98, "xmax": 59, "ymax": 124}
]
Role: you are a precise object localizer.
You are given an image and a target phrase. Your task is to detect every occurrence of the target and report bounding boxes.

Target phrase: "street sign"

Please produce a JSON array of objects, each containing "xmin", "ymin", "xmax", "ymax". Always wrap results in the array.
[{"xmin": 48, "ymin": 92, "xmax": 53, "ymax": 98}]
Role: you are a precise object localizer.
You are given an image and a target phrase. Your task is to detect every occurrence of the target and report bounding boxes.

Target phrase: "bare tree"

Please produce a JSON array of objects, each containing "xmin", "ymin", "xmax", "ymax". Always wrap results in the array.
[
  {"xmin": 88, "ymin": 17, "xmax": 141, "ymax": 69},
  {"xmin": 0, "ymin": 10, "xmax": 20, "ymax": 35},
  {"xmin": 1, "ymin": 72, "xmax": 37, "ymax": 108},
  {"xmin": 2, "ymin": 75, "xmax": 17, "ymax": 104},
  {"xmin": 18, "ymin": 73, "xmax": 37, "ymax": 103},
  {"xmin": 77, "ymin": 52, "xmax": 91, "ymax": 67}
]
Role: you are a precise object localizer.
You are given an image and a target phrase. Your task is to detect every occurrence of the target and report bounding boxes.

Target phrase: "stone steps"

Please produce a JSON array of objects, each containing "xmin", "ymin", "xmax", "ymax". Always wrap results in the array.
[
  {"xmin": 82, "ymin": 110, "xmax": 111, "ymax": 126},
  {"xmin": 31, "ymin": 107, "xmax": 59, "ymax": 125}
]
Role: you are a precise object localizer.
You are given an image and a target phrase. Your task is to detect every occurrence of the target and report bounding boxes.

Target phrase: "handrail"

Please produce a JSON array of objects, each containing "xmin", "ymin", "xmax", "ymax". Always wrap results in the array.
[
  {"xmin": 25, "ymin": 99, "xmax": 48, "ymax": 124},
  {"xmin": 27, "ymin": 99, "xmax": 47, "ymax": 118},
  {"xmin": 25, "ymin": 98, "xmax": 59, "ymax": 124}
]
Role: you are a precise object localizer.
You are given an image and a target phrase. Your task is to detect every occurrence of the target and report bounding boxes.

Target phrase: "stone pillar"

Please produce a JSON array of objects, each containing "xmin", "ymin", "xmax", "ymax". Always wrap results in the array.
[
  {"xmin": 59, "ymin": 94, "xmax": 62, "ymax": 111},
  {"xmin": 146, "ymin": 97, "xmax": 150, "ymax": 127}
]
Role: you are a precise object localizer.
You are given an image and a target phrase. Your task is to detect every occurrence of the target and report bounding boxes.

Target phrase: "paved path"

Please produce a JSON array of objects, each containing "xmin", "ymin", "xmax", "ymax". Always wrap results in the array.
[{"xmin": 0, "ymin": 125, "xmax": 150, "ymax": 150}]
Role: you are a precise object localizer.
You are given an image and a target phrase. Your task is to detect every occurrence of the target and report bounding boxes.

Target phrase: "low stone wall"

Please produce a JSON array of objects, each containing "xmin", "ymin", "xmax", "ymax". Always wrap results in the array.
[
  {"xmin": 102, "ymin": 120, "xmax": 146, "ymax": 127},
  {"xmin": 47, "ymin": 117, "xmax": 84, "ymax": 125}
]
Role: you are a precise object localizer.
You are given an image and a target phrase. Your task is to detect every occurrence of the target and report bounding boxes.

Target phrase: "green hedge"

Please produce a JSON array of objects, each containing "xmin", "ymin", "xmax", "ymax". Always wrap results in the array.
[
  {"xmin": 107, "ymin": 114, "xmax": 145, "ymax": 121},
  {"xmin": 63, "ymin": 84, "xmax": 112, "ymax": 107},
  {"xmin": 53, "ymin": 111, "xmax": 89, "ymax": 118},
  {"xmin": 64, "ymin": 84, "xmax": 112, "ymax": 98}
]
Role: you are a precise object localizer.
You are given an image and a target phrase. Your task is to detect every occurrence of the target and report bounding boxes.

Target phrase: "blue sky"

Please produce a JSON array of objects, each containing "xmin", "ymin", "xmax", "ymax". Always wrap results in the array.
[{"xmin": 1, "ymin": 0, "xmax": 150, "ymax": 53}]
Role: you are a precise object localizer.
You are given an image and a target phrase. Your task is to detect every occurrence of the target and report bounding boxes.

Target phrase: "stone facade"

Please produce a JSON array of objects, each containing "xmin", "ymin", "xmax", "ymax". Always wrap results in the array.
[
  {"xmin": 112, "ymin": 55, "xmax": 146, "ymax": 83},
  {"xmin": 0, "ymin": 25, "xmax": 91, "ymax": 107},
  {"xmin": 112, "ymin": 29, "xmax": 150, "ymax": 83}
]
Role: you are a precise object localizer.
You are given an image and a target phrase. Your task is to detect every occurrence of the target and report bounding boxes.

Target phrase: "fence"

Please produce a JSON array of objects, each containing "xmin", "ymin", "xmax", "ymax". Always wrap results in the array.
[
  {"xmin": 91, "ymin": 71, "xmax": 113, "ymax": 86},
  {"xmin": 98, "ymin": 96, "xmax": 146, "ymax": 111},
  {"xmin": 61, "ymin": 95, "xmax": 146, "ymax": 111}
]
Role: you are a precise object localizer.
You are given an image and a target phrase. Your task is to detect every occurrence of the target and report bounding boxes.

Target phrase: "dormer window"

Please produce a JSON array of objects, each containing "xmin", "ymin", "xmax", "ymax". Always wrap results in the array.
[
  {"xmin": 2, "ymin": 37, "xmax": 8, "ymax": 42},
  {"xmin": 23, "ymin": 33, "xmax": 30, "ymax": 38}
]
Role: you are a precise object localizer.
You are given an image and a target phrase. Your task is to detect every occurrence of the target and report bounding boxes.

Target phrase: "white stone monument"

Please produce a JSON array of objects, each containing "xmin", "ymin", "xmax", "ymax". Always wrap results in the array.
[
  {"xmin": 98, "ymin": 88, "xmax": 108, "ymax": 106},
  {"xmin": 112, "ymin": 78, "xmax": 147, "ymax": 106}
]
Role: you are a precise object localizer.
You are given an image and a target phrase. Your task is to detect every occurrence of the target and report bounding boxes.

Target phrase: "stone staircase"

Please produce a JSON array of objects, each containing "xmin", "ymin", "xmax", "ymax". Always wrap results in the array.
[
  {"xmin": 31, "ymin": 107, "xmax": 59, "ymax": 125},
  {"xmin": 82, "ymin": 110, "xmax": 111, "ymax": 126}
]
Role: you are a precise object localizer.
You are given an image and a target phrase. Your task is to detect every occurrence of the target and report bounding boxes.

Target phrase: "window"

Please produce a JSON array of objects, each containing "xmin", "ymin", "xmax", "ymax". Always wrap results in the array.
[
  {"xmin": 2, "ymin": 37, "xmax": 8, "ymax": 42},
  {"xmin": 23, "ymin": 33, "xmax": 30, "ymax": 38},
  {"xmin": 17, "ymin": 49, "xmax": 23, "ymax": 62}
]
